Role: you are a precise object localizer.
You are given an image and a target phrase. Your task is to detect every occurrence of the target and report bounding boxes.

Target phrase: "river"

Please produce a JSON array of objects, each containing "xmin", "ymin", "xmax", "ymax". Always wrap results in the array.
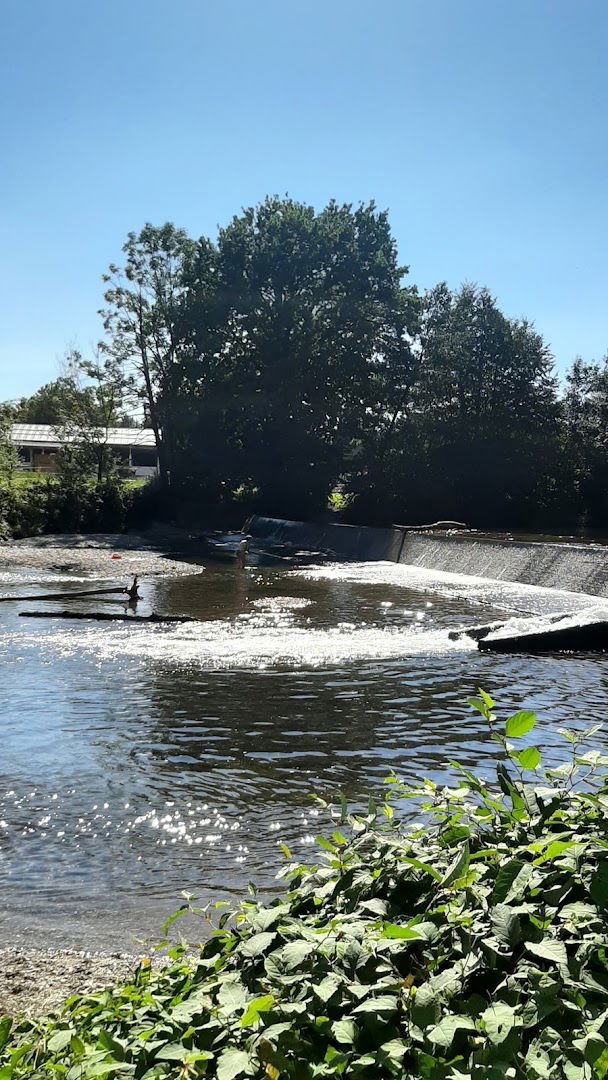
[{"xmin": 1, "ymin": 553, "xmax": 607, "ymax": 950}]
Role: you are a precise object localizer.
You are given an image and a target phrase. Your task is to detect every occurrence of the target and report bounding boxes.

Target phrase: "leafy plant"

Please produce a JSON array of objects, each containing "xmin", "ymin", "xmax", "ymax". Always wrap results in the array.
[{"xmin": 3, "ymin": 693, "xmax": 608, "ymax": 1077}]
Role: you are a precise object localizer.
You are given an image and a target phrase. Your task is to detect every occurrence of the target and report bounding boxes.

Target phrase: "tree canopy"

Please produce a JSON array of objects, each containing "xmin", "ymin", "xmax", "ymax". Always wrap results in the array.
[{"xmin": 5, "ymin": 197, "xmax": 607, "ymax": 531}]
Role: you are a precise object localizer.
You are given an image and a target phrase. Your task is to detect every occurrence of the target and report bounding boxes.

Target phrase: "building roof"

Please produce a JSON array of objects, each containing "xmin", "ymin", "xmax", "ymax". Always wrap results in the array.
[{"xmin": 11, "ymin": 423, "xmax": 157, "ymax": 448}]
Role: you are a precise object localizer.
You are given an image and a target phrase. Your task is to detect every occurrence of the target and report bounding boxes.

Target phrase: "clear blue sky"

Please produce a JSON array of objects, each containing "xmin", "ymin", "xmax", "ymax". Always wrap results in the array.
[{"xmin": 1, "ymin": 0, "xmax": 606, "ymax": 398}]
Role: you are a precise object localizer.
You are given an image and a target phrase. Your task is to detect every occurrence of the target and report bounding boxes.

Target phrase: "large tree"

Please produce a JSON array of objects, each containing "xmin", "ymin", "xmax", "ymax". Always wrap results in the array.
[
  {"xmin": 366, "ymin": 283, "xmax": 562, "ymax": 527},
  {"xmin": 180, "ymin": 197, "xmax": 418, "ymax": 514},
  {"xmin": 563, "ymin": 354, "xmax": 608, "ymax": 526}
]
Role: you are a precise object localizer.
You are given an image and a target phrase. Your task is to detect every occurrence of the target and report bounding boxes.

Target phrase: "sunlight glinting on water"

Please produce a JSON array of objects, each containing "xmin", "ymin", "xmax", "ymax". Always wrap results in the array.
[{"xmin": 2, "ymin": 555, "xmax": 608, "ymax": 948}]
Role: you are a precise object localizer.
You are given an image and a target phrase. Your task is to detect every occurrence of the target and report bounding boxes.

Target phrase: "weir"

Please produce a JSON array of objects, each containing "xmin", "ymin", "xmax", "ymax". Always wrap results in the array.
[
  {"xmin": 399, "ymin": 533, "xmax": 608, "ymax": 598},
  {"xmin": 245, "ymin": 515, "xmax": 404, "ymax": 562},
  {"xmin": 247, "ymin": 515, "xmax": 608, "ymax": 599}
]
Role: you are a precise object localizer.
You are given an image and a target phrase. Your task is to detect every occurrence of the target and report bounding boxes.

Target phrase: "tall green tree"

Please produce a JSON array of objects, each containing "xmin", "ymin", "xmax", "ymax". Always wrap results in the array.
[
  {"xmin": 378, "ymin": 283, "xmax": 561, "ymax": 527},
  {"xmin": 563, "ymin": 354, "xmax": 608, "ymax": 526},
  {"xmin": 100, "ymin": 223, "xmax": 197, "ymax": 483},
  {"xmin": 181, "ymin": 197, "xmax": 418, "ymax": 514}
]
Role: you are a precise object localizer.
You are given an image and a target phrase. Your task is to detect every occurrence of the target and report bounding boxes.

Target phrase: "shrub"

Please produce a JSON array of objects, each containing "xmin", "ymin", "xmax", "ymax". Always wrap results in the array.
[
  {"xmin": 2, "ymin": 693, "xmax": 608, "ymax": 1077},
  {"xmin": 0, "ymin": 478, "xmax": 135, "ymax": 537}
]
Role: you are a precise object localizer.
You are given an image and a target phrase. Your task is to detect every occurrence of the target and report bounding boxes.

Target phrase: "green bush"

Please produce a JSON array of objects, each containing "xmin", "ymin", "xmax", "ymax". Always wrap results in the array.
[
  {"xmin": 0, "ymin": 478, "xmax": 135, "ymax": 537},
  {"xmin": 3, "ymin": 694, "xmax": 608, "ymax": 1077}
]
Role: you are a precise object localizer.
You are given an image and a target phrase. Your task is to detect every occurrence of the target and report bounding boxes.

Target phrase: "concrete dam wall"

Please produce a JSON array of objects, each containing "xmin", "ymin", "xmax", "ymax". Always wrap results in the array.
[
  {"xmin": 399, "ymin": 533, "xmax": 608, "ymax": 598},
  {"xmin": 247, "ymin": 516, "xmax": 608, "ymax": 598},
  {"xmin": 247, "ymin": 515, "xmax": 404, "ymax": 562}
]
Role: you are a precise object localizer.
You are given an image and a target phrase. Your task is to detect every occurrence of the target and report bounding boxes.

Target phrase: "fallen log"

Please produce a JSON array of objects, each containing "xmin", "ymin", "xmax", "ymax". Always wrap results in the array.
[
  {"xmin": 393, "ymin": 520, "xmax": 468, "ymax": 531},
  {"xmin": 479, "ymin": 619, "xmax": 608, "ymax": 653},
  {"xmin": 0, "ymin": 586, "xmax": 127, "ymax": 604},
  {"xmin": 19, "ymin": 610, "xmax": 196, "ymax": 623}
]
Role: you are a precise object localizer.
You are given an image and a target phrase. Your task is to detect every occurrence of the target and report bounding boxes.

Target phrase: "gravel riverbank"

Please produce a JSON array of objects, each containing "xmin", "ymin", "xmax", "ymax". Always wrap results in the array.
[
  {"xmin": 0, "ymin": 531, "xmax": 205, "ymax": 579},
  {"xmin": 0, "ymin": 948, "xmax": 144, "ymax": 1018}
]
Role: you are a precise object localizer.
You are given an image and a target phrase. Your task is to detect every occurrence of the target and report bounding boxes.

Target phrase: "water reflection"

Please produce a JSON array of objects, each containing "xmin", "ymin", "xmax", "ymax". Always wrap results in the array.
[{"xmin": 0, "ymin": 559, "xmax": 607, "ymax": 948}]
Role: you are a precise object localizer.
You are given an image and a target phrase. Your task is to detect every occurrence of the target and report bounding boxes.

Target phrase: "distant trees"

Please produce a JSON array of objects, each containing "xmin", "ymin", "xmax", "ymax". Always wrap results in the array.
[
  {"xmin": 4, "ymin": 197, "xmax": 607, "ymax": 532},
  {"xmin": 13, "ymin": 375, "xmax": 85, "ymax": 426},
  {"xmin": 12, "ymin": 351, "xmax": 135, "ymax": 484},
  {"xmin": 54, "ymin": 351, "xmax": 134, "ymax": 485},
  {"xmin": 0, "ymin": 406, "xmax": 17, "ymax": 486}
]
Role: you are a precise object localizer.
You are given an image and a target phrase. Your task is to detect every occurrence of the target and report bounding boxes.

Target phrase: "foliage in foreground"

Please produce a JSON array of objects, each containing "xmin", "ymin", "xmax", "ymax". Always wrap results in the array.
[{"xmin": 3, "ymin": 694, "xmax": 608, "ymax": 1078}]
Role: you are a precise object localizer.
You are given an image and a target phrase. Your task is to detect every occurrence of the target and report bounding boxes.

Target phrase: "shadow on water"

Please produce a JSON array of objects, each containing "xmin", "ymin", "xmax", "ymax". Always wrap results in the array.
[{"xmin": 1, "ymin": 558, "xmax": 608, "ymax": 948}]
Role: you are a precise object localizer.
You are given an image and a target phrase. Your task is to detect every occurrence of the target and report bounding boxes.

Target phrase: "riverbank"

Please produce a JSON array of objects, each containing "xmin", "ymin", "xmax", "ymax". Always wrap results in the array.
[
  {"xmin": 0, "ymin": 530, "xmax": 203, "ymax": 578},
  {"xmin": 0, "ymin": 948, "xmax": 140, "ymax": 1017}
]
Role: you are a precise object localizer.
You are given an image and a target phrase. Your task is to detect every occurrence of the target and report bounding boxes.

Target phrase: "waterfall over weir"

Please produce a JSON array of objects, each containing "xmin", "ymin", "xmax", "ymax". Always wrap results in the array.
[
  {"xmin": 247, "ymin": 516, "xmax": 608, "ymax": 599},
  {"xmin": 399, "ymin": 533, "xmax": 608, "ymax": 599}
]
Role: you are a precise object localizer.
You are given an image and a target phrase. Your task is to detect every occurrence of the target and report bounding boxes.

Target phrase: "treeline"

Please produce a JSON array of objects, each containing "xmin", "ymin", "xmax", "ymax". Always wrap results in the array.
[{"xmin": 7, "ymin": 197, "xmax": 608, "ymax": 530}]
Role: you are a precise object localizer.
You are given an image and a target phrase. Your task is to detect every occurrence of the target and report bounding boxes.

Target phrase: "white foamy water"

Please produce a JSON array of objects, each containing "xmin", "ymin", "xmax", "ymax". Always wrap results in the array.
[
  {"xmin": 4, "ymin": 615, "xmax": 472, "ymax": 671},
  {"xmin": 296, "ymin": 561, "xmax": 608, "ymax": 618}
]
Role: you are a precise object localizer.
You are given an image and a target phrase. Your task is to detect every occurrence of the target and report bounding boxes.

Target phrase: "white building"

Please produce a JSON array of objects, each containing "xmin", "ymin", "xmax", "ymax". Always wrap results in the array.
[{"xmin": 11, "ymin": 424, "xmax": 159, "ymax": 479}]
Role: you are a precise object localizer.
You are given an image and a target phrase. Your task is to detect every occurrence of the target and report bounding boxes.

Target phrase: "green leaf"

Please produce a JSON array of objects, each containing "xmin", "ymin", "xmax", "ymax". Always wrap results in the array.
[
  {"xmin": 332, "ymin": 1019, "xmax": 357, "ymax": 1045},
  {"xmin": 532, "ymin": 839, "xmax": 575, "ymax": 865},
  {"xmin": 314, "ymin": 975, "xmax": 342, "ymax": 1003},
  {"xmin": 0, "ymin": 1018, "xmax": 11, "ymax": 1055},
  {"xmin": 468, "ymin": 696, "xmax": 491, "ymax": 718},
  {"xmin": 240, "ymin": 931, "xmax": 276, "ymax": 957},
  {"xmin": 427, "ymin": 1014, "xmax": 476, "ymax": 1048},
  {"xmin": 526, "ymin": 940, "xmax": 569, "ymax": 966},
  {"xmin": 525, "ymin": 1041, "xmax": 553, "ymax": 1077},
  {"xmin": 156, "ymin": 1044, "xmax": 213, "ymax": 1062},
  {"xmin": 216, "ymin": 1047, "xmax": 253, "ymax": 1079},
  {"xmin": 515, "ymin": 746, "xmax": 541, "ymax": 770},
  {"xmin": 380, "ymin": 922, "xmax": 423, "ymax": 940},
  {"xmin": 218, "ymin": 979, "xmax": 248, "ymax": 1013},
  {"xmin": 47, "ymin": 1029, "xmax": 73, "ymax": 1053},
  {"xmin": 492, "ymin": 858, "xmax": 526, "ymax": 903},
  {"xmin": 401, "ymin": 856, "xmax": 442, "ymax": 882},
  {"xmin": 490, "ymin": 904, "xmax": 522, "ymax": 946},
  {"xmin": 98, "ymin": 1030, "xmax": 125, "ymax": 1058},
  {"xmin": 282, "ymin": 939, "xmax": 316, "ymax": 969},
  {"xmin": 440, "ymin": 842, "xmax": 470, "ymax": 887},
  {"xmin": 480, "ymin": 1002, "xmax": 518, "ymax": 1044},
  {"xmin": 240, "ymin": 995, "xmax": 275, "ymax": 1028},
  {"xmin": 316, "ymin": 835, "xmax": 337, "ymax": 853},
  {"xmin": 380, "ymin": 1039, "xmax": 407, "ymax": 1061},
  {"xmin": 505, "ymin": 710, "xmax": 536, "ymax": 737},
  {"xmin": 353, "ymin": 995, "xmax": 398, "ymax": 1015}
]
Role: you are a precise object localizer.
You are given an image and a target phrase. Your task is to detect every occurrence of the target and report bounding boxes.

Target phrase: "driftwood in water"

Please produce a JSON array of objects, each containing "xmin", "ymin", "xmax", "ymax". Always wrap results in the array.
[
  {"xmin": 0, "ymin": 586, "xmax": 127, "ymax": 604},
  {"xmin": 393, "ymin": 520, "xmax": 468, "ymax": 531},
  {"xmin": 19, "ymin": 610, "xmax": 196, "ymax": 623},
  {"xmin": 479, "ymin": 620, "xmax": 608, "ymax": 654}
]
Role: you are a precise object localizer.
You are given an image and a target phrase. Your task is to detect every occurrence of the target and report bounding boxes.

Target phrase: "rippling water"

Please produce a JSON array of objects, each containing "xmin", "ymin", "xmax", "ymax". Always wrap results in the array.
[{"xmin": 1, "ymin": 557, "xmax": 607, "ymax": 949}]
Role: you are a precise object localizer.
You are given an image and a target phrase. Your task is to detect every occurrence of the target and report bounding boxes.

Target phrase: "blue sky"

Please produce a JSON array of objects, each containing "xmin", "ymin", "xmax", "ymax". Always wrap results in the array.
[{"xmin": 1, "ymin": 0, "xmax": 606, "ymax": 398}]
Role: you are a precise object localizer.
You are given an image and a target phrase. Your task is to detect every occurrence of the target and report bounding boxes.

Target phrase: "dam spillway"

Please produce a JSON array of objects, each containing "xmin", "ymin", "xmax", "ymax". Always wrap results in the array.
[
  {"xmin": 399, "ymin": 533, "xmax": 608, "ymax": 599},
  {"xmin": 247, "ymin": 516, "xmax": 608, "ymax": 600}
]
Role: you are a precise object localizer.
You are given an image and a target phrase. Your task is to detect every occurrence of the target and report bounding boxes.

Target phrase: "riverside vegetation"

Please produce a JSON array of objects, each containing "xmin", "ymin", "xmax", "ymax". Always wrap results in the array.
[
  {"xmin": 2, "ymin": 693, "xmax": 608, "ymax": 1078},
  {"xmin": 3, "ymin": 198, "xmax": 608, "ymax": 534}
]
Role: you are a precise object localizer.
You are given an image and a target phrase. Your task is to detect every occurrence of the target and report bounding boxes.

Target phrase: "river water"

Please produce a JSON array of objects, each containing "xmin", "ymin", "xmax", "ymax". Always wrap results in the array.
[{"xmin": 1, "ymin": 556, "xmax": 607, "ymax": 950}]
